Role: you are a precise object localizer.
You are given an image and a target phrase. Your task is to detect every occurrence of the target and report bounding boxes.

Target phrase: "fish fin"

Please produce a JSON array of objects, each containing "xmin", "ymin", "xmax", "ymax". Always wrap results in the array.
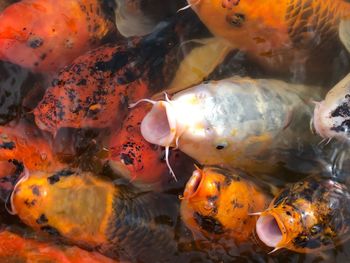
[
  {"xmin": 340, "ymin": 17, "xmax": 350, "ymax": 53},
  {"xmin": 165, "ymin": 146, "xmax": 177, "ymax": 181},
  {"xmin": 152, "ymin": 37, "xmax": 233, "ymax": 98}
]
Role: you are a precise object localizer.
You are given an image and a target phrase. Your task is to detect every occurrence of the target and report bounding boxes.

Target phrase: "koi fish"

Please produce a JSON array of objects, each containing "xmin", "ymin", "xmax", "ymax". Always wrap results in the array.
[
  {"xmin": 0, "ymin": 230, "xmax": 116, "ymax": 263},
  {"xmin": 33, "ymin": 19, "xmax": 185, "ymax": 135},
  {"xmin": 256, "ymin": 176, "xmax": 350, "ymax": 253},
  {"xmin": 313, "ymin": 73, "xmax": 350, "ymax": 141},
  {"xmin": 0, "ymin": 121, "xmax": 63, "ymax": 172},
  {"xmin": 10, "ymin": 168, "xmax": 179, "ymax": 261},
  {"xmin": 0, "ymin": 0, "xmax": 114, "ymax": 72},
  {"xmin": 138, "ymin": 76, "xmax": 323, "ymax": 174},
  {"xmin": 0, "ymin": 61, "xmax": 35, "ymax": 125},
  {"xmin": 108, "ymin": 105, "xmax": 175, "ymax": 184},
  {"xmin": 180, "ymin": 166, "xmax": 270, "ymax": 242},
  {"xmin": 186, "ymin": 0, "xmax": 350, "ymax": 76},
  {"xmin": 114, "ymin": 0, "xmax": 183, "ymax": 37}
]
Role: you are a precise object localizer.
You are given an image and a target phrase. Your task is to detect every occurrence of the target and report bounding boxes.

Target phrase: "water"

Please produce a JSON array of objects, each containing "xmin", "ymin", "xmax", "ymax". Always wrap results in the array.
[{"xmin": 1, "ymin": 0, "xmax": 350, "ymax": 262}]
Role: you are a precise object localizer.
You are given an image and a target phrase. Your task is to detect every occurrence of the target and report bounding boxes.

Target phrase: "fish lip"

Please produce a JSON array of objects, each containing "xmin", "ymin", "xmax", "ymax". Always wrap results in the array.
[
  {"xmin": 140, "ymin": 101, "xmax": 177, "ymax": 147},
  {"xmin": 256, "ymin": 212, "xmax": 285, "ymax": 248},
  {"xmin": 183, "ymin": 169, "xmax": 203, "ymax": 199},
  {"xmin": 313, "ymin": 101, "xmax": 332, "ymax": 139}
]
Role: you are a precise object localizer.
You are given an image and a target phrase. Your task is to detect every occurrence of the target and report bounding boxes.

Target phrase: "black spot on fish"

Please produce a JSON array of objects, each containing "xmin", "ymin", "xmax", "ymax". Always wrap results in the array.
[
  {"xmin": 273, "ymin": 189, "xmax": 290, "ymax": 207},
  {"xmin": 47, "ymin": 170, "xmax": 75, "ymax": 185},
  {"xmin": 0, "ymin": 141, "xmax": 15, "ymax": 150},
  {"xmin": 193, "ymin": 212, "xmax": 225, "ymax": 235},
  {"xmin": 36, "ymin": 214, "xmax": 48, "ymax": 225},
  {"xmin": 331, "ymin": 100, "xmax": 350, "ymax": 118},
  {"xmin": 76, "ymin": 79, "xmax": 87, "ymax": 86},
  {"xmin": 294, "ymin": 235, "xmax": 322, "ymax": 249},
  {"xmin": 94, "ymin": 52, "xmax": 129, "ymax": 72},
  {"xmin": 41, "ymin": 226, "xmax": 61, "ymax": 236},
  {"xmin": 227, "ymin": 13, "xmax": 245, "ymax": 27},
  {"xmin": 331, "ymin": 119, "xmax": 350, "ymax": 134},
  {"xmin": 31, "ymin": 185, "xmax": 40, "ymax": 196},
  {"xmin": 120, "ymin": 153, "xmax": 134, "ymax": 165},
  {"xmin": 27, "ymin": 36, "xmax": 44, "ymax": 49},
  {"xmin": 232, "ymin": 199, "xmax": 244, "ymax": 208},
  {"xmin": 24, "ymin": 199, "xmax": 36, "ymax": 208}
]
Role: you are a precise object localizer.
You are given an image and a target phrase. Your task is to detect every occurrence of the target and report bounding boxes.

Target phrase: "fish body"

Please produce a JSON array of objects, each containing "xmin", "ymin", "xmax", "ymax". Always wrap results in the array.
[
  {"xmin": 115, "ymin": 0, "xmax": 183, "ymax": 37},
  {"xmin": 314, "ymin": 73, "xmax": 350, "ymax": 141},
  {"xmin": 108, "ymin": 105, "xmax": 172, "ymax": 184},
  {"xmin": 141, "ymin": 77, "xmax": 323, "ymax": 173},
  {"xmin": 0, "ymin": 122, "xmax": 62, "ymax": 172},
  {"xmin": 188, "ymin": 0, "xmax": 350, "ymax": 74},
  {"xmin": 33, "ymin": 19, "xmax": 185, "ymax": 135},
  {"xmin": 11, "ymin": 169, "xmax": 179, "ymax": 261},
  {"xmin": 0, "ymin": 0, "xmax": 113, "ymax": 72},
  {"xmin": 181, "ymin": 166, "xmax": 270, "ymax": 242},
  {"xmin": 0, "ymin": 230, "xmax": 116, "ymax": 263},
  {"xmin": 256, "ymin": 177, "xmax": 350, "ymax": 253}
]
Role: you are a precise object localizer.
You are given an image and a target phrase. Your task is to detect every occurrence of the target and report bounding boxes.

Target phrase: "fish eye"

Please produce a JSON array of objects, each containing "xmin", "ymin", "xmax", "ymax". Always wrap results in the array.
[
  {"xmin": 226, "ymin": 13, "xmax": 245, "ymax": 27},
  {"xmin": 216, "ymin": 142, "xmax": 228, "ymax": 150}
]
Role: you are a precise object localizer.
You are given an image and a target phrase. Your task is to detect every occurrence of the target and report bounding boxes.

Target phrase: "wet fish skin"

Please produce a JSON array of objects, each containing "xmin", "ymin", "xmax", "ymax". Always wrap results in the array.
[
  {"xmin": 181, "ymin": 166, "xmax": 270, "ymax": 243},
  {"xmin": 0, "ymin": 0, "xmax": 114, "ymax": 72},
  {"xmin": 141, "ymin": 76, "xmax": 324, "ymax": 174},
  {"xmin": 0, "ymin": 230, "xmax": 117, "ymax": 263},
  {"xmin": 11, "ymin": 169, "xmax": 179, "ymax": 261},
  {"xmin": 187, "ymin": 0, "xmax": 350, "ymax": 76},
  {"xmin": 256, "ymin": 176, "xmax": 350, "ymax": 253}
]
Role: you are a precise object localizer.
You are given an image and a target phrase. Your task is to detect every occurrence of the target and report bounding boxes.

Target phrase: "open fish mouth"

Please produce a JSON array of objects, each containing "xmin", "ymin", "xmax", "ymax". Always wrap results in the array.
[
  {"xmin": 140, "ymin": 101, "xmax": 177, "ymax": 147},
  {"xmin": 183, "ymin": 169, "xmax": 203, "ymax": 198},
  {"xmin": 256, "ymin": 214, "xmax": 283, "ymax": 248}
]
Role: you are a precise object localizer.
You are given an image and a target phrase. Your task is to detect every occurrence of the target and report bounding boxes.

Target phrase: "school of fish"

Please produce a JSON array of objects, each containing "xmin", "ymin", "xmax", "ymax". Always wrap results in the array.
[{"xmin": 0, "ymin": 0, "xmax": 350, "ymax": 262}]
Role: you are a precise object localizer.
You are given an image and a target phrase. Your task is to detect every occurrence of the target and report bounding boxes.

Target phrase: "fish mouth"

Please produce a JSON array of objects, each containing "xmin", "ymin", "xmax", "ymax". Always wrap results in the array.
[
  {"xmin": 256, "ymin": 214, "xmax": 283, "ymax": 248},
  {"xmin": 184, "ymin": 169, "xmax": 203, "ymax": 198},
  {"xmin": 140, "ymin": 101, "xmax": 177, "ymax": 147}
]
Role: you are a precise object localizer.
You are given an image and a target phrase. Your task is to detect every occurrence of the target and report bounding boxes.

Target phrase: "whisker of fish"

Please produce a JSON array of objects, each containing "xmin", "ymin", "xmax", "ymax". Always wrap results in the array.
[
  {"xmin": 177, "ymin": 0, "xmax": 201, "ymax": 13},
  {"xmin": 268, "ymin": 247, "xmax": 282, "ymax": 254},
  {"xmin": 248, "ymin": 212, "xmax": 262, "ymax": 216}
]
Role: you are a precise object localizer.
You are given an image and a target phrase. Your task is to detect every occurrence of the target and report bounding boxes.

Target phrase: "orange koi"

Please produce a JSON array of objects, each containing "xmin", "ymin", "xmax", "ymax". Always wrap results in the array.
[
  {"xmin": 108, "ymin": 105, "xmax": 174, "ymax": 184},
  {"xmin": 187, "ymin": 0, "xmax": 350, "ymax": 75},
  {"xmin": 181, "ymin": 166, "xmax": 270, "ymax": 243},
  {"xmin": 0, "ymin": 230, "xmax": 117, "ymax": 262},
  {"xmin": 0, "ymin": 0, "xmax": 114, "ymax": 72},
  {"xmin": 256, "ymin": 177, "xmax": 350, "ymax": 253},
  {"xmin": 10, "ymin": 168, "xmax": 179, "ymax": 261}
]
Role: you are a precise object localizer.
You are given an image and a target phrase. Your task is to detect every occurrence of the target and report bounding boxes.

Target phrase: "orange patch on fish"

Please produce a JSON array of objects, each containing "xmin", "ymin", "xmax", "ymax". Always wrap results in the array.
[{"xmin": 0, "ymin": 0, "xmax": 114, "ymax": 72}]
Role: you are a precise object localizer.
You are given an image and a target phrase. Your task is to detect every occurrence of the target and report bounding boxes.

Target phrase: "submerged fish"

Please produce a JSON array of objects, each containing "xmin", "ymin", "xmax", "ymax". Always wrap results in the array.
[
  {"xmin": 114, "ymin": 0, "xmax": 183, "ymax": 37},
  {"xmin": 181, "ymin": 166, "xmax": 270, "ymax": 242},
  {"xmin": 256, "ymin": 177, "xmax": 350, "ymax": 253},
  {"xmin": 0, "ymin": 230, "xmax": 116, "ymax": 263},
  {"xmin": 33, "ymin": 19, "xmax": 187, "ymax": 135},
  {"xmin": 0, "ymin": 0, "xmax": 114, "ymax": 72},
  {"xmin": 139, "ymin": 76, "xmax": 323, "ymax": 174},
  {"xmin": 186, "ymin": 0, "xmax": 350, "ymax": 76},
  {"xmin": 108, "ymin": 105, "xmax": 174, "ymax": 184},
  {"xmin": 314, "ymin": 73, "xmax": 350, "ymax": 141},
  {"xmin": 10, "ymin": 168, "xmax": 179, "ymax": 261},
  {"xmin": 0, "ymin": 121, "xmax": 62, "ymax": 172}
]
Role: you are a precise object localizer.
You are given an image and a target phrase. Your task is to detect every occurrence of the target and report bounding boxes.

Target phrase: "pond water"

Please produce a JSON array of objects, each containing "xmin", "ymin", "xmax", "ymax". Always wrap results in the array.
[{"xmin": 1, "ymin": 0, "xmax": 350, "ymax": 262}]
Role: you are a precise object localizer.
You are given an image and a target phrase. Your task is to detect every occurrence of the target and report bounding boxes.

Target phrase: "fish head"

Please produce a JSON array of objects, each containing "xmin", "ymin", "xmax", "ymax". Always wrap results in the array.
[
  {"xmin": 256, "ymin": 178, "xmax": 350, "ymax": 253},
  {"xmin": 313, "ymin": 95, "xmax": 350, "ymax": 142},
  {"xmin": 181, "ymin": 166, "xmax": 268, "ymax": 242},
  {"xmin": 140, "ymin": 100, "xmax": 179, "ymax": 147}
]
